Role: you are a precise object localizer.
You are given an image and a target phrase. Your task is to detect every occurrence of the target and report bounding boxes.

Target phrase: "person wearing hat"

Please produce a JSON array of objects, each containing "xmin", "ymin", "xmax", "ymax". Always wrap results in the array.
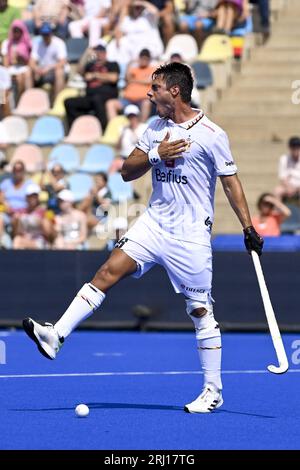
[
  {"xmin": 64, "ymin": 43, "xmax": 119, "ymax": 131},
  {"xmin": 12, "ymin": 183, "xmax": 52, "ymax": 249},
  {"xmin": 53, "ymin": 189, "xmax": 88, "ymax": 250},
  {"xmin": 106, "ymin": 48, "xmax": 156, "ymax": 123},
  {"xmin": 29, "ymin": 22, "xmax": 67, "ymax": 98},
  {"xmin": 275, "ymin": 136, "xmax": 300, "ymax": 201}
]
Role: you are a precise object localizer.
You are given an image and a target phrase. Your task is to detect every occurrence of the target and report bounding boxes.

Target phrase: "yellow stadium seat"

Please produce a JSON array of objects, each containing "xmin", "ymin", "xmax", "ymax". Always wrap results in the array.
[
  {"xmin": 197, "ymin": 34, "xmax": 234, "ymax": 62},
  {"xmin": 8, "ymin": 0, "xmax": 30, "ymax": 8},
  {"xmin": 101, "ymin": 115, "xmax": 129, "ymax": 146},
  {"xmin": 48, "ymin": 88, "xmax": 80, "ymax": 118}
]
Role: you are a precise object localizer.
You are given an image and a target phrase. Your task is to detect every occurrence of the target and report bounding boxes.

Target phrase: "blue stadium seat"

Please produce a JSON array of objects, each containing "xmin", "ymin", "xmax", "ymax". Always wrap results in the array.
[
  {"xmin": 48, "ymin": 144, "xmax": 80, "ymax": 173},
  {"xmin": 191, "ymin": 61, "xmax": 213, "ymax": 89},
  {"xmin": 66, "ymin": 38, "xmax": 89, "ymax": 63},
  {"xmin": 80, "ymin": 144, "xmax": 115, "ymax": 174},
  {"xmin": 27, "ymin": 116, "xmax": 64, "ymax": 146},
  {"xmin": 68, "ymin": 173, "xmax": 94, "ymax": 202},
  {"xmin": 109, "ymin": 173, "xmax": 133, "ymax": 202}
]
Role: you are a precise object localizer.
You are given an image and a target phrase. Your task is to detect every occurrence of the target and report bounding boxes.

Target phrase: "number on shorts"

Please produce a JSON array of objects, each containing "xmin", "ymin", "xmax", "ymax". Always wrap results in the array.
[{"xmin": 115, "ymin": 237, "xmax": 129, "ymax": 249}]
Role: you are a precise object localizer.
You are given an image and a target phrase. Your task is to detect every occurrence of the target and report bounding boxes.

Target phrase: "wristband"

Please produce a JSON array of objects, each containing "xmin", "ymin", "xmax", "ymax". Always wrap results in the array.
[{"xmin": 148, "ymin": 147, "xmax": 161, "ymax": 166}]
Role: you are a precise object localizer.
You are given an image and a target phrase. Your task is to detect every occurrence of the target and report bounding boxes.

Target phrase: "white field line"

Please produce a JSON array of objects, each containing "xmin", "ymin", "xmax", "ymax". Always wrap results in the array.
[{"xmin": 0, "ymin": 369, "xmax": 299, "ymax": 379}]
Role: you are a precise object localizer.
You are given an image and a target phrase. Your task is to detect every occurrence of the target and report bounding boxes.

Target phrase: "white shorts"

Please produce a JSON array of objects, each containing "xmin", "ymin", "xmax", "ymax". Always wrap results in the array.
[{"xmin": 117, "ymin": 214, "xmax": 213, "ymax": 303}]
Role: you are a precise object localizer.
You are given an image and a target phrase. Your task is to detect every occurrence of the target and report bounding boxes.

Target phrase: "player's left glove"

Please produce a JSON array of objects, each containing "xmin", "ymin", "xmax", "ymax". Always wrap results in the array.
[{"xmin": 243, "ymin": 226, "xmax": 264, "ymax": 256}]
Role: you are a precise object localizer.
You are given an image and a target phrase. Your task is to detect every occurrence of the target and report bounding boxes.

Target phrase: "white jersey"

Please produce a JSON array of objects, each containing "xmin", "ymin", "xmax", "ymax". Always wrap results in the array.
[{"xmin": 136, "ymin": 110, "xmax": 237, "ymax": 245}]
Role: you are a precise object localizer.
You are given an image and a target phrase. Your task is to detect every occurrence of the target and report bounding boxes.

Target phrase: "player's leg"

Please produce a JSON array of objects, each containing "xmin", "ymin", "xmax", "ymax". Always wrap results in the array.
[
  {"xmin": 23, "ymin": 248, "xmax": 137, "ymax": 360},
  {"xmin": 163, "ymin": 240, "xmax": 223, "ymax": 412}
]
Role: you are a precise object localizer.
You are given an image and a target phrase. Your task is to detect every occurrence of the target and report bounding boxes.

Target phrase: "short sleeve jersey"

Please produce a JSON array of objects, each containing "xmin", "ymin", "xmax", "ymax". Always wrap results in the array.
[{"xmin": 136, "ymin": 110, "xmax": 237, "ymax": 244}]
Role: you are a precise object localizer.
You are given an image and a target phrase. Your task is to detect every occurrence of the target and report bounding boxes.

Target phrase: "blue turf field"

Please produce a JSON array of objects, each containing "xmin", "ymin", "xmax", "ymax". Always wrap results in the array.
[{"xmin": 0, "ymin": 330, "xmax": 299, "ymax": 450}]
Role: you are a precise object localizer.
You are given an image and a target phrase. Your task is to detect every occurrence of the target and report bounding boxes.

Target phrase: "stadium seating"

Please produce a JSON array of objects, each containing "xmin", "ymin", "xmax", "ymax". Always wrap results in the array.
[
  {"xmin": 48, "ymin": 88, "xmax": 81, "ymax": 118},
  {"xmin": 13, "ymin": 89, "xmax": 50, "ymax": 117},
  {"xmin": 109, "ymin": 173, "xmax": 133, "ymax": 202},
  {"xmin": 64, "ymin": 116, "xmax": 102, "ymax": 145},
  {"xmin": 48, "ymin": 144, "xmax": 80, "ymax": 173},
  {"xmin": 80, "ymin": 145, "xmax": 115, "ymax": 174},
  {"xmin": 66, "ymin": 38, "xmax": 89, "ymax": 64},
  {"xmin": 198, "ymin": 34, "xmax": 234, "ymax": 62},
  {"xmin": 68, "ymin": 173, "xmax": 94, "ymax": 202},
  {"xmin": 1, "ymin": 116, "xmax": 29, "ymax": 145},
  {"xmin": 8, "ymin": 0, "xmax": 29, "ymax": 7},
  {"xmin": 10, "ymin": 144, "xmax": 44, "ymax": 173},
  {"xmin": 27, "ymin": 116, "xmax": 65, "ymax": 146},
  {"xmin": 101, "ymin": 115, "xmax": 128, "ymax": 146},
  {"xmin": 191, "ymin": 61, "xmax": 213, "ymax": 89},
  {"xmin": 164, "ymin": 34, "xmax": 198, "ymax": 62}
]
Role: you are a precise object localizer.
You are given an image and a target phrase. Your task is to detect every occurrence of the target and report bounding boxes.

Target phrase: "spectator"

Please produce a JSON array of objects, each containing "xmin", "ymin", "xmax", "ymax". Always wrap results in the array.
[
  {"xmin": 179, "ymin": 0, "xmax": 218, "ymax": 46},
  {"xmin": 12, "ymin": 183, "xmax": 52, "ymax": 249},
  {"xmin": 0, "ymin": 161, "xmax": 33, "ymax": 215},
  {"xmin": 106, "ymin": 48, "xmax": 156, "ymax": 123},
  {"xmin": 107, "ymin": 0, "xmax": 164, "ymax": 66},
  {"xmin": 25, "ymin": 0, "xmax": 70, "ymax": 39},
  {"xmin": 214, "ymin": 0, "xmax": 249, "ymax": 34},
  {"xmin": 39, "ymin": 163, "xmax": 69, "ymax": 213},
  {"xmin": 275, "ymin": 137, "xmax": 300, "ymax": 202},
  {"xmin": 30, "ymin": 22, "xmax": 67, "ymax": 99},
  {"xmin": 79, "ymin": 171, "xmax": 112, "ymax": 230},
  {"xmin": 252, "ymin": 193, "xmax": 291, "ymax": 237},
  {"xmin": 0, "ymin": 65, "xmax": 12, "ymax": 118},
  {"xmin": 2, "ymin": 20, "xmax": 32, "ymax": 98},
  {"xmin": 250, "ymin": 0, "xmax": 270, "ymax": 41},
  {"xmin": 0, "ymin": 0, "xmax": 21, "ymax": 45},
  {"xmin": 0, "ymin": 159, "xmax": 10, "ymax": 185},
  {"xmin": 148, "ymin": 0, "xmax": 175, "ymax": 44},
  {"xmin": 69, "ymin": 0, "xmax": 111, "ymax": 47},
  {"xmin": 53, "ymin": 189, "xmax": 88, "ymax": 250},
  {"xmin": 65, "ymin": 44, "xmax": 119, "ymax": 130}
]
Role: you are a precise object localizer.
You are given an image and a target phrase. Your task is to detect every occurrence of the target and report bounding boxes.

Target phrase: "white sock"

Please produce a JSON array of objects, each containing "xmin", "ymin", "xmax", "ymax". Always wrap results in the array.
[
  {"xmin": 55, "ymin": 283, "xmax": 105, "ymax": 339},
  {"xmin": 197, "ymin": 335, "xmax": 222, "ymax": 391}
]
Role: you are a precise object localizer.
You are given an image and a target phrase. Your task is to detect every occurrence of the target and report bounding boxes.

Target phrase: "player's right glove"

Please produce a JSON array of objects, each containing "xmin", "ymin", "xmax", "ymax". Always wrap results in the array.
[{"xmin": 243, "ymin": 226, "xmax": 264, "ymax": 256}]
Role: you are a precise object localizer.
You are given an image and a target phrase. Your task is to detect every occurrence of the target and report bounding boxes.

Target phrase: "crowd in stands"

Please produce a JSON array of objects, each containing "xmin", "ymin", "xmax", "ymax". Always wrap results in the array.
[{"xmin": 2, "ymin": 0, "xmax": 295, "ymax": 251}]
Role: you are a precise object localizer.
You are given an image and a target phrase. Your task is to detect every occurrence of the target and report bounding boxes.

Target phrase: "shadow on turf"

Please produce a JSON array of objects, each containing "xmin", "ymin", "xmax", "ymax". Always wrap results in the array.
[{"xmin": 12, "ymin": 403, "xmax": 276, "ymax": 418}]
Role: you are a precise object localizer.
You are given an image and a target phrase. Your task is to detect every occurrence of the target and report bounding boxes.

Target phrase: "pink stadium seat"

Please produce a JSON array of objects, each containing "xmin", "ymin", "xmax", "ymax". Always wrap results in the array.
[
  {"xmin": 13, "ymin": 88, "xmax": 50, "ymax": 117},
  {"xmin": 64, "ymin": 116, "xmax": 102, "ymax": 145},
  {"xmin": 10, "ymin": 144, "xmax": 44, "ymax": 173}
]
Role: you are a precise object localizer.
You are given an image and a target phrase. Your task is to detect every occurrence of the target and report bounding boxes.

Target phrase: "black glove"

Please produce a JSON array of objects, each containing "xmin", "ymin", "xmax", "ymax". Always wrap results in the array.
[{"xmin": 243, "ymin": 226, "xmax": 264, "ymax": 256}]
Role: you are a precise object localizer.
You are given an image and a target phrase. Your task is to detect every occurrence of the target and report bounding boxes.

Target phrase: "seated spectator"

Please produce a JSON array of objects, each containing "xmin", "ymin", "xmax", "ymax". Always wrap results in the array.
[
  {"xmin": 0, "ymin": 65, "xmax": 12, "ymax": 118},
  {"xmin": 0, "ymin": 0, "xmax": 21, "ymax": 44},
  {"xmin": 30, "ymin": 22, "xmax": 67, "ymax": 99},
  {"xmin": 0, "ymin": 159, "xmax": 10, "ymax": 185},
  {"xmin": 148, "ymin": 0, "xmax": 175, "ymax": 44},
  {"xmin": 65, "ymin": 43, "xmax": 119, "ymax": 130},
  {"xmin": 214, "ymin": 0, "xmax": 249, "ymax": 34},
  {"xmin": 0, "ymin": 161, "xmax": 33, "ymax": 216},
  {"xmin": 53, "ymin": 189, "xmax": 88, "ymax": 250},
  {"xmin": 252, "ymin": 193, "xmax": 291, "ymax": 237},
  {"xmin": 25, "ymin": 0, "xmax": 70, "ymax": 39},
  {"xmin": 69, "ymin": 0, "xmax": 111, "ymax": 47},
  {"xmin": 38, "ymin": 163, "xmax": 69, "ymax": 213},
  {"xmin": 12, "ymin": 183, "xmax": 52, "ymax": 249},
  {"xmin": 2, "ymin": 20, "xmax": 32, "ymax": 98},
  {"xmin": 107, "ymin": 0, "xmax": 164, "ymax": 66},
  {"xmin": 250, "ymin": 0, "xmax": 270, "ymax": 42},
  {"xmin": 106, "ymin": 49, "xmax": 156, "ymax": 123},
  {"xmin": 78, "ymin": 171, "xmax": 112, "ymax": 230},
  {"xmin": 179, "ymin": 0, "xmax": 218, "ymax": 46},
  {"xmin": 275, "ymin": 137, "xmax": 300, "ymax": 202}
]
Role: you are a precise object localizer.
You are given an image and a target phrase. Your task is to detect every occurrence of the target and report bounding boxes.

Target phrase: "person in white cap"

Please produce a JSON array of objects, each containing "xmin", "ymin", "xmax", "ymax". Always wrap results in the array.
[
  {"xmin": 53, "ymin": 189, "xmax": 88, "ymax": 250},
  {"xmin": 12, "ymin": 183, "xmax": 52, "ymax": 249}
]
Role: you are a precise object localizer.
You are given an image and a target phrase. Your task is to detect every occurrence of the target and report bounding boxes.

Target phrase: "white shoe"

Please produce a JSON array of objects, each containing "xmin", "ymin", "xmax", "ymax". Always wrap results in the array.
[
  {"xmin": 23, "ymin": 318, "xmax": 64, "ymax": 360},
  {"xmin": 184, "ymin": 384, "xmax": 223, "ymax": 414}
]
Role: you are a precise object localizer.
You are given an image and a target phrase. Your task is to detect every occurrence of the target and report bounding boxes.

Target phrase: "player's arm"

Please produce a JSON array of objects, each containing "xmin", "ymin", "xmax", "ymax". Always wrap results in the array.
[
  {"xmin": 122, "ymin": 132, "xmax": 187, "ymax": 182},
  {"xmin": 220, "ymin": 174, "xmax": 264, "ymax": 255}
]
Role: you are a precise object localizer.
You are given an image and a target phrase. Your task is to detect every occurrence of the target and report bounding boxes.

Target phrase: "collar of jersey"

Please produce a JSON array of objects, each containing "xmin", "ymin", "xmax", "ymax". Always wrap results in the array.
[{"xmin": 167, "ymin": 109, "xmax": 204, "ymax": 130}]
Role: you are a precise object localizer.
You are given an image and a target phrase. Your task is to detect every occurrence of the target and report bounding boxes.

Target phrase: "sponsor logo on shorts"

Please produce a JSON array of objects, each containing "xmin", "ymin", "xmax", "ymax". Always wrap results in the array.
[
  {"xmin": 115, "ymin": 237, "xmax": 129, "ymax": 249},
  {"xmin": 181, "ymin": 284, "xmax": 206, "ymax": 294},
  {"xmin": 155, "ymin": 169, "xmax": 188, "ymax": 185},
  {"xmin": 205, "ymin": 216, "xmax": 213, "ymax": 231},
  {"xmin": 225, "ymin": 161, "xmax": 235, "ymax": 166}
]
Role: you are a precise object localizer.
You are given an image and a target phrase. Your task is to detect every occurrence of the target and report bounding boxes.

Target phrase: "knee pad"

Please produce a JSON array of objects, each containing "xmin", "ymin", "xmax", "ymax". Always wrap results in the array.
[{"xmin": 186, "ymin": 298, "xmax": 220, "ymax": 341}]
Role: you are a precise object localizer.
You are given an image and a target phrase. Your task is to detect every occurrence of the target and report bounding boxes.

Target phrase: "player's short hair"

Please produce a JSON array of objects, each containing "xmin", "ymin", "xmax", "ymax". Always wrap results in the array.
[{"xmin": 152, "ymin": 62, "xmax": 194, "ymax": 103}]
